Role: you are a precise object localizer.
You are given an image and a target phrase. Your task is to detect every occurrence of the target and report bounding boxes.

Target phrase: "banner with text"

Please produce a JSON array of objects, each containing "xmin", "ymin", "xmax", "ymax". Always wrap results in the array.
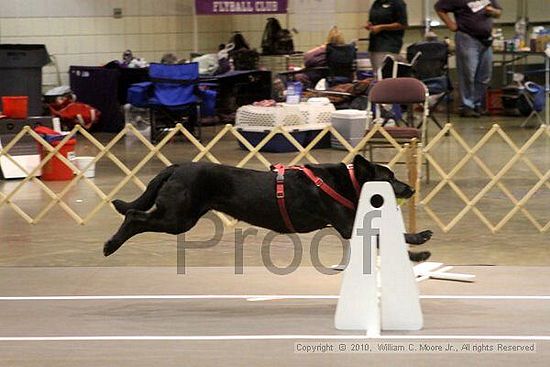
[{"xmin": 195, "ymin": 1, "xmax": 288, "ymax": 15}]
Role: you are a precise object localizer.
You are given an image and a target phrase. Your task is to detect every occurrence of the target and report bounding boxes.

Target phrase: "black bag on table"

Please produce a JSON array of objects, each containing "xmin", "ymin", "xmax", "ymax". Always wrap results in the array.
[
  {"xmin": 261, "ymin": 17, "xmax": 294, "ymax": 55},
  {"xmin": 232, "ymin": 49, "xmax": 260, "ymax": 70}
]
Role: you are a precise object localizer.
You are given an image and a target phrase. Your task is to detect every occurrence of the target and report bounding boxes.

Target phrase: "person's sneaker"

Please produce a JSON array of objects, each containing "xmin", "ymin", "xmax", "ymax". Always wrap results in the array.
[
  {"xmin": 474, "ymin": 106, "xmax": 490, "ymax": 116},
  {"xmin": 460, "ymin": 107, "xmax": 480, "ymax": 118}
]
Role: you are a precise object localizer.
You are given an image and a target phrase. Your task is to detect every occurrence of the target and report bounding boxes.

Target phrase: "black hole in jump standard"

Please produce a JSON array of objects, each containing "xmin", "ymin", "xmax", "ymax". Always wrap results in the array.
[{"xmin": 370, "ymin": 194, "xmax": 384, "ymax": 208}]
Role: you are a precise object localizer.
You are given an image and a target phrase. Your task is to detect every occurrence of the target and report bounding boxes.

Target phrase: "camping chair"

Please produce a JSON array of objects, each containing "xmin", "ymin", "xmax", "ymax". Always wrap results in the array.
[
  {"xmin": 377, "ymin": 52, "xmax": 420, "ymax": 80},
  {"xmin": 407, "ymin": 41, "xmax": 451, "ymax": 130},
  {"xmin": 325, "ymin": 43, "xmax": 357, "ymax": 87},
  {"xmin": 506, "ymin": 71, "xmax": 546, "ymax": 128},
  {"xmin": 127, "ymin": 62, "xmax": 209, "ymax": 143},
  {"xmin": 277, "ymin": 43, "xmax": 357, "ymax": 90},
  {"xmin": 520, "ymin": 80, "xmax": 545, "ymax": 127},
  {"xmin": 147, "ymin": 62, "xmax": 203, "ymax": 143},
  {"xmin": 365, "ymin": 77, "xmax": 430, "ymax": 179}
]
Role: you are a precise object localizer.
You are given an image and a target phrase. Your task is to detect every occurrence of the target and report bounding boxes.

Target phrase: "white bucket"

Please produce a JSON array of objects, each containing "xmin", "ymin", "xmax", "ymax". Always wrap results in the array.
[{"xmin": 73, "ymin": 156, "xmax": 96, "ymax": 178}]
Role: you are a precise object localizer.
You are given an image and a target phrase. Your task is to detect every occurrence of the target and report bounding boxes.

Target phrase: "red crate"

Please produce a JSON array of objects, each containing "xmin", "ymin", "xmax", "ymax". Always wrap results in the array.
[
  {"xmin": 2, "ymin": 96, "xmax": 28, "ymax": 118},
  {"xmin": 486, "ymin": 89, "xmax": 503, "ymax": 115}
]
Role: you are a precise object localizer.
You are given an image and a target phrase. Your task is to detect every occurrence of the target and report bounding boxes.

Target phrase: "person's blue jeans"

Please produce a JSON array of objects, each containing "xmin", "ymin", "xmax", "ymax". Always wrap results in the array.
[{"xmin": 455, "ymin": 31, "xmax": 493, "ymax": 110}]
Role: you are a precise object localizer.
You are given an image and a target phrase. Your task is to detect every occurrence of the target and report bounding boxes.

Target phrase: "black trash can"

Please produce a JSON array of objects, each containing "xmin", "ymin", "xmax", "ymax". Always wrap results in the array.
[{"xmin": 0, "ymin": 44, "xmax": 50, "ymax": 116}]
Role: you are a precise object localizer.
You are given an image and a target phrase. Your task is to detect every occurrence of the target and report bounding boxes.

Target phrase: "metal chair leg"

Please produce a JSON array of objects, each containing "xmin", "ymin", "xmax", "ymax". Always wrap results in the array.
[
  {"xmin": 150, "ymin": 108, "xmax": 157, "ymax": 144},
  {"xmin": 196, "ymin": 104, "xmax": 202, "ymax": 142}
]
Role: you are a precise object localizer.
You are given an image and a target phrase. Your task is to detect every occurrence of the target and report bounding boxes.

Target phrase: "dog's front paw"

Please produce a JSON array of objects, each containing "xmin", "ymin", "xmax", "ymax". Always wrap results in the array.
[
  {"xmin": 405, "ymin": 230, "xmax": 433, "ymax": 245},
  {"xmin": 408, "ymin": 250, "xmax": 431, "ymax": 262},
  {"xmin": 418, "ymin": 230, "xmax": 433, "ymax": 243}
]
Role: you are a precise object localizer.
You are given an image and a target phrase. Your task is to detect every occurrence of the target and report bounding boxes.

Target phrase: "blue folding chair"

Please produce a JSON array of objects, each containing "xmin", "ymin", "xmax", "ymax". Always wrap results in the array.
[{"xmin": 128, "ymin": 62, "xmax": 216, "ymax": 143}]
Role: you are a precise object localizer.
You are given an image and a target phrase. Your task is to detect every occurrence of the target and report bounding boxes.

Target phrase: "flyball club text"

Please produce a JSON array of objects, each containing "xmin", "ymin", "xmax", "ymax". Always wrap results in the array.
[{"xmin": 212, "ymin": 1, "xmax": 281, "ymax": 13}]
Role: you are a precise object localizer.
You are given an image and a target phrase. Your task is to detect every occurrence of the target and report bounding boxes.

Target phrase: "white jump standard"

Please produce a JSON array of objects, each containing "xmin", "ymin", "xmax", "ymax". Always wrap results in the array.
[{"xmin": 335, "ymin": 182, "xmax": 423, "ymax": 335}]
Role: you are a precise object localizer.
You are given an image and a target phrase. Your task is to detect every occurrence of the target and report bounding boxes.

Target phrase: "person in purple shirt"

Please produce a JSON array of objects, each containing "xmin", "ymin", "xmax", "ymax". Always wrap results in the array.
[{"xmin": 435, "ymin": 0, "xmax": 502, "ymax": 117}]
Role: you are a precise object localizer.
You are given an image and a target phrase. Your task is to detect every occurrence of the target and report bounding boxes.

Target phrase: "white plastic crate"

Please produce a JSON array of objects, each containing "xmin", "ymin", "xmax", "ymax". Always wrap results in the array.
[
  {"xmin": 237, "ymin": 122, "xmax": 330, "ymax": 133},
  {"xmin": 236, "ymin": 102, "xmax": 335, "ymax": 129},
  {"xmin": 236, "ymin": 104, "xmax": 303, "ymax": 128},
  {"xmin": 237, "ymin": 123, "xmax": 331, "ymax": 152},
  {"xmin": 294, "ymin": 102, "xmax": 335, "ymax": 125}
]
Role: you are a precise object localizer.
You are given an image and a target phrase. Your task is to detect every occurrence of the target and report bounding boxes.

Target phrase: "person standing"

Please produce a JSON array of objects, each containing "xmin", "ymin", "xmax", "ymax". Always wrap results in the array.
[
  {"xmin": 366, "ymin": 0, "xmax": 408, "ymax": 75},
  {"xmin": 435, "ymin": 0, "xmax": 502, "ymax": 117}
]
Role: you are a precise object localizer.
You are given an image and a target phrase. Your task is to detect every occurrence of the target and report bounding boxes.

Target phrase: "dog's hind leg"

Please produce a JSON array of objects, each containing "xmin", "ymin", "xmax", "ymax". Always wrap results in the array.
[
  {"xmin": 104, "ymin": 204, "xmax": 202, "ymax": 257},
  {"xmin": 112, "ymin": 165, "xmax": 178, "ymax": 215},
  {"xmin": 104, "ymin": 209, "xmax": 152, "ymax": 256}
]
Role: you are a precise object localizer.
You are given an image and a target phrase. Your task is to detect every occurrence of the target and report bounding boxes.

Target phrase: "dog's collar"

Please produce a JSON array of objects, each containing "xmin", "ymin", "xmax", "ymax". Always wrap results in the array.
[
  {"xmin": 272, "ymin": 164, "xmax": 360, "ymax": 209},
  {"xmin": 272, "ymin": 161, "xmax": 359, "ymax": 205},
  {"xmin": 294, "ymin": 166, "xmax": 356, "ymax": 210},
  {"xmin": 272, "ymin": 163, "xmax": 360, "ymax": 233},
  {"xmin": 346, "ymin": 164, "xmax": 361, "ymax": 198},
  {"xmin": 273, "ymin": 164, "xmax": 296, "ymax": 232}
]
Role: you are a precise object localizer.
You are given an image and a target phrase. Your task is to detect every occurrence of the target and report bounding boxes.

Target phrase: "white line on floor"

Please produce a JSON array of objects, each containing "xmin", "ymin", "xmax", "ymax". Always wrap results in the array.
[
  {"xmin": 421, "ymin": 295, "xmax": 550, "ymax": 300},
  {"xmin": 0, "ymin": 295, "xmax": 261, "ymax": 301},
  {"xmin": 0, "ymin": 295, "xmax": 550, "ymax": 301},
  {"xmin": 0, "ymin": 335, "xmax": 549, "ymax": 342}
]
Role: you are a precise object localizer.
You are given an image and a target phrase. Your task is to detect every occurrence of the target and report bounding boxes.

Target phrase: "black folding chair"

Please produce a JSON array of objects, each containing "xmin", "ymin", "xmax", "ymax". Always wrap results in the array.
[
  {"xmin": 407, "ymin": 41, "xmax": 452, "ymax": 130},
  {"xmin": 325, "ymin": 43, "xmax": 357, "ymax": 87},
  {"xmin": 277, "ymin": 43, "xmax": 357, "ymax": 89}
]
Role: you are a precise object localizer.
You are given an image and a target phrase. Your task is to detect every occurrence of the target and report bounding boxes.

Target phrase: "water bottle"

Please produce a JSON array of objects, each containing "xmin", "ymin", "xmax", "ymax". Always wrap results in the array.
[
  {"xmin": 286, "ymin": 81, "xmax": 302, "ymax": 104},
  {"xmin": 286, "ymin": 82, "xmax": 294, "ymax": 99},
  {"xmin": 295, "ymin": 81, "xmax": 303, "ymax": 98}
]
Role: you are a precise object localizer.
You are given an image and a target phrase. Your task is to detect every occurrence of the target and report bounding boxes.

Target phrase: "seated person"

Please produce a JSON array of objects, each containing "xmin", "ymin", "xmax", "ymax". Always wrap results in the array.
[
  {"xmin": 228, "ymin": 33, "xmax": 259, "ymax": 70},
  {"xmin": 294, "ymin": 26, "xmax": 347, "ymax": 89},
  {"xmin": 160, "ymin": 53, "xmax": 178, "ymax": 64}
]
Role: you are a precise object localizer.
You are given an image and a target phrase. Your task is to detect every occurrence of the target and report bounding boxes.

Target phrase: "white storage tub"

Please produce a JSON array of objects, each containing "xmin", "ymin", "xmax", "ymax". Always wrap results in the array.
[{"xmin": 330, "ymin": 109, "xmax": 368, "ymax": 149}]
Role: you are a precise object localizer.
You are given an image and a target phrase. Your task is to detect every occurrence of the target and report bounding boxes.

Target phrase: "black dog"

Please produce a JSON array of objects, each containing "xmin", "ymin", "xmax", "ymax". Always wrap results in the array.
[{"xmin": 104, "ymin": 155, "xmax": 432, "ymax": 260}]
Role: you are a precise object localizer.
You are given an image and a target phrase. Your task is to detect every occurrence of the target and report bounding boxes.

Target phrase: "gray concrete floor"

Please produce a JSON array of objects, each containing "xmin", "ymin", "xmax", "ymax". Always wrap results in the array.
[
  {"xmin": 0, "ymin": 113, "xmax": 549, "ymax": 365},
  {"xmin": 0, "ymin": 266, "xmax": 549, "ymax": 366}
]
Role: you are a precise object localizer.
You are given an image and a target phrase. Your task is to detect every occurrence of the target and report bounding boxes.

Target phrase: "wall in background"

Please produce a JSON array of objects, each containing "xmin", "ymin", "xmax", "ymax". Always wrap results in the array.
[
  {"xmin": 0, "ymin": 0, "xmax": 545, "ymax": 91},
  {"xmin": 0, "ymin": 0, "xmax": 233, "ymax": 87},
  {"xmin": 230, "ymin": 1, "xmax": 372, "ymax": 53},
  {"xmin": 0, "ymin": 0, "xmax": 377, "ymax": 88}
]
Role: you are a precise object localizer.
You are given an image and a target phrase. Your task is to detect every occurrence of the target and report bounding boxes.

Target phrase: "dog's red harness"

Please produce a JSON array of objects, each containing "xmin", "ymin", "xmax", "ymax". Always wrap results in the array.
[{"xmin": 273, "ymin": 164, "xmax": 361, "ymax": 232}]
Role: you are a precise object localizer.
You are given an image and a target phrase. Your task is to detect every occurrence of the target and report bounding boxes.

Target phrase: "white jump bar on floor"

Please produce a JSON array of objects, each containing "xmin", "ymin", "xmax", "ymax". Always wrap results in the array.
[
  {"xmin": 0, "ymin": 335, "xmax": 550, "ymax": 342},
  {"xmin": 1, "ymin": 295, "xmax": 550, "ymax": 301}
]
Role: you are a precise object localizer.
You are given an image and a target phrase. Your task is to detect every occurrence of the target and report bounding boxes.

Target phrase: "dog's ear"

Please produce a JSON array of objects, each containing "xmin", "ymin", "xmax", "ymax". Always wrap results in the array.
[{"xmin": 353, "ymin": 155, "xmax": 375, "ymax": 182}]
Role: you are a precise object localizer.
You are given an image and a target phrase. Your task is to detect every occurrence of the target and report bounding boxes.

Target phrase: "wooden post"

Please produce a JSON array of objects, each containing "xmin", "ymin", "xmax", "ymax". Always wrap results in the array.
[{"xmin": 406, "ymin": 140, "xmax": 418, "ymax": 233}]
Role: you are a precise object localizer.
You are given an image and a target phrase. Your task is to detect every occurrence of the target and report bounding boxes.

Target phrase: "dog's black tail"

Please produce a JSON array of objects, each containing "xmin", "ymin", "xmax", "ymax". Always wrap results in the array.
[{"xmin": 112, "ymin": 165, "xmax": 178, "ymax": 215}]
